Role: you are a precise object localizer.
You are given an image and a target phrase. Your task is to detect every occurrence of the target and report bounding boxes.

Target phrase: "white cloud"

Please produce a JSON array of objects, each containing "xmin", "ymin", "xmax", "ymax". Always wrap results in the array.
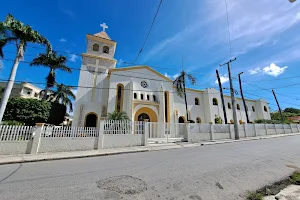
[
  {"xmin": 262, "ymin": 63, "xmax": 288, "ymax": 77},
  {"xmin": 164, "ymin": 73, "xmax": 170, "ymax": 78},
  {"xmin": 69, "ymin": 54, "xmax": 78, "ymax": 62},
  {"xmin": 172, "ymin": 73, "xmax": 180, "ymax": 79},
  {"xmin": 215, "ymin": 74, "xmax": 229, "ymax": 84},
  {"xmin": 248, "ymin": 67, "xmax": 262, "ymax": 75},
  {"xmin": 60, "ymin": 38, "xmax": 67, "ymax": 43},
  {"xmin": 248, "ymin": 63, "xmax": 288, "ymax": 77}
]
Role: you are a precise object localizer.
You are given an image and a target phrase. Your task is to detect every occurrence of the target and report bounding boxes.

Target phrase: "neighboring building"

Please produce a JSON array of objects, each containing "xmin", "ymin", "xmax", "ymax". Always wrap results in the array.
[
  {"xmin": 0, "ymin": 82, "xmax": 42, "ymax": 99},
  {"xmin": 288, "ymin": 116, "xmax": 300, "ymax": 123},
  {"xmin": 72, "ymin": 25, "xmax": 271, "ymax": 127}
]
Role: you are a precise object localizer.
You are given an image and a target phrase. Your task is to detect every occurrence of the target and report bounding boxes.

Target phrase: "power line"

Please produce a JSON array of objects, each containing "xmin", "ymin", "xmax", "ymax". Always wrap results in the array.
[
  {"xmin": 132, "ymin": 0, "xmax": 163, "ymax": 63},
  {"xmin": 0, "ymin": 78, "xmax": 227, "ymax": 95},
  {"xmin": 224, "ymin": 0, "xmax": 232, "ymax": 58},
  {"xmin": 0, "ymin": 57, "xmax": 215, "ymax": 88}
]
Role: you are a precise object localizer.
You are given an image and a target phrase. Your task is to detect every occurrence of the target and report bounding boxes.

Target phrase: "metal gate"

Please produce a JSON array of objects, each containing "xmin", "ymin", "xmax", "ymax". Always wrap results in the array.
[{"xmin": 147, "ymin": 122, "xmax": 186, "ymax": 144}]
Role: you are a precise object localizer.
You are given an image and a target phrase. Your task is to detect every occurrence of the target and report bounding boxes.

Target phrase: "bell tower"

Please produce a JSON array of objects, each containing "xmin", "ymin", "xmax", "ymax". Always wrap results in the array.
[{"xmin": 73, "ymin": 23, "xmax": 117, "ymax": 127}]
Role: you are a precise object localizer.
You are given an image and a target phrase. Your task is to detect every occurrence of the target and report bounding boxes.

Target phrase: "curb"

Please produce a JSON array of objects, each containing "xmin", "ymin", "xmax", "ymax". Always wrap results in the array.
[
  {"xmin": 200, "ymin": 133, "xmax": 300, "ymax": 146},
  {"xmin": 0, "ymin": 149, "xmax": 149, "ymax": 165}
]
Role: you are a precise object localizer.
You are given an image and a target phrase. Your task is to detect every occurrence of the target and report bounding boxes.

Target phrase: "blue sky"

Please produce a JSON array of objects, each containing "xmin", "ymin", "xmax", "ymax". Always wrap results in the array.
[{"xmin": 0, "ymin": 0, "xmax": 300, "ymax": 112}]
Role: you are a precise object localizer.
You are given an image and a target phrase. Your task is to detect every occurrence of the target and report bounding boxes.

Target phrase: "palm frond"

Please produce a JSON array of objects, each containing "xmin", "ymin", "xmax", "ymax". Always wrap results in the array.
[{"xmin": 187, "ymin": 73, "xmax": 196, "ymax": 85}]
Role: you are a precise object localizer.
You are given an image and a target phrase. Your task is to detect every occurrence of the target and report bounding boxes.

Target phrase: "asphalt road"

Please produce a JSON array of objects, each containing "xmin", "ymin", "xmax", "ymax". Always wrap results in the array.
[{"xmin": 1, "ymin": 135, "xmax": 300, "ymax": 200}]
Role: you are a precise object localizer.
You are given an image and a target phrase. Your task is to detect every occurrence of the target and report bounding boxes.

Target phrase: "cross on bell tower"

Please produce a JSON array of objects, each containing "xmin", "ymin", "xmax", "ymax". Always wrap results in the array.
[{"xmin": 100, "ymin": 23, "xmax": 108, "ymax": 32}]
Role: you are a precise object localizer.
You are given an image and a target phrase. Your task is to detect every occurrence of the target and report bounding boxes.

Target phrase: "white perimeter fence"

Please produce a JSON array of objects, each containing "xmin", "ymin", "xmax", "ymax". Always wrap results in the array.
[{"xmin": 0, "ymin": 121, "xmax": 299, "ymax": 155}]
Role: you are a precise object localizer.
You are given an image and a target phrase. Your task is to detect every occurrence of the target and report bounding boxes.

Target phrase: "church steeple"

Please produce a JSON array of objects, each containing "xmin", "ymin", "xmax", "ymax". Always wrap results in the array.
[{"xmin": 93, "ymin": 23, "xmax": 111, "ymax": 40}]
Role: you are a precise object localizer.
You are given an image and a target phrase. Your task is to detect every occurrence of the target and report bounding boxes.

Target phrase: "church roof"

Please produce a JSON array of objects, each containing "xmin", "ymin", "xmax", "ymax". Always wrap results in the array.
[{"xmin": 93, "ymin": 31, "xmax": 111, "ymax": 40}]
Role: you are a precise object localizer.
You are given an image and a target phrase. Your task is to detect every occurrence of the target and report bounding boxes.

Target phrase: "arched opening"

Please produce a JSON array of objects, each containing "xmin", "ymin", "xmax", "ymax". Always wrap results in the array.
[
  {"xmin": 153, "ymin": 95, "xmax": 156, "ymax": 102},
  {"xmin": 237, "ymin": 104, "xmax": 241, "ymax": 110},
  {"xmin": 178, "ymin": 116, "xmax": 186, "ymax": 123},
  {"xmin": 115, "ymin": 84, "xmax": 124, "ymax": 112},
  {"xmin": 246, "ymin": 105, "xmax": 248, "ymax": 111},
  {"xmin": 196, "ymin": 117, "xmax": 201, "ymax": 123},
  {"xmin": 134, "ymin": 107, "xmax": 158, "ymax": 122},
  {"xmin": 93, "ymin": 43, "xmax": 99, "ymax": 51},
  {"xmin": 134, "ymin": 93, "xmax": 137, "ymax": 99},
  {"xmin": 195, "ymin": 98, "xmax": 199, "ymax": 105},
  {"xmin": 213, "ymin": 98, "xmax": 218, "ymax": 105},
  {"xmin": 137, "ymin": 113, "xmax": 150, "ymax": 121},
  {"xmin": 228, "ymin": 102, "xmax": 231, "ymax": 109},
  {"xmin": 141, "ymin": 94, "xmax": 144, "ymax": 100},
  {"xmin": 103, "ymin": 46, "xmax": 109, "ymax": 54},
  {"xmin": 147, "ymin": 94, "xmax": 150, "ymax": 100},
  {"xmin": 264, "ymin": 106, "xmax": 268, "ymax": 112},
  {"xmin": 85, "ymin": 113, "xmax": 98, "ymax": 127},
  {"xmin": 252, "ymin": 106, "xmax": 255, "ymax": 112}
]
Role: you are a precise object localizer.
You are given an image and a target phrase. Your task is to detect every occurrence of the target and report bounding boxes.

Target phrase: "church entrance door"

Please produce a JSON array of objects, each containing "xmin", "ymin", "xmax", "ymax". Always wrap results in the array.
[
  {"xmin": 137, "ymin": 113, "xmax": 150, "ymax": 122},
  {"xmin": 85, "ymin": 113, "xmax": 97, "ymax": 127}
]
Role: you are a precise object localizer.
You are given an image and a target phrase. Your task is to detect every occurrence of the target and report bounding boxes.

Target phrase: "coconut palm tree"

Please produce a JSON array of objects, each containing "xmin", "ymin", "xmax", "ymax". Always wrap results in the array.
[
  {"xmin": 30, "ymin": 51, "xmax": 71, "ymax": 100},
  {"xmin": 0, "ymin": 14, "xmax": 51, "ymax": 122},
  {"xmin": 52, "ymin": 83, "xmax": 76, "ymax": 112},
  {"xmin": 173, "ymin": 70, "xmax": 196, "ymax": 121},
  {"xmin": 107, "ymin": 111, "xmax": 129, "ymax": 120}
]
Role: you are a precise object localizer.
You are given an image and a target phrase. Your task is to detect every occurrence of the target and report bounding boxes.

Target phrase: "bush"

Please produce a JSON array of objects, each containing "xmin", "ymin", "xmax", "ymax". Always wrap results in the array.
[
  {"xmin": 290, "ymin": 171, "xmax": 300, "ymax": 185},
  {"xmin": 3, "ymin": 98, "xmax": 66, "ymax": 126},
  {"xmin": 2, "ymin": 120, "xmax": 24, "ymax": 125},
  {"xmin": 254, "ymin": 119, "xmax": 283, "ymax": 124},
  {"xmin": 247, "ymin": 192, "xmax": 263, "ymax": 200}
]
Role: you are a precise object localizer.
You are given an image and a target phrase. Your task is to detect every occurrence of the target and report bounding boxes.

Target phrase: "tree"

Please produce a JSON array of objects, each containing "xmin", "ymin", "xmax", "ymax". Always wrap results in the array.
[
  {"xmin": 52, "ymin": 83, "xmax": 76, "ymax": 112},
  {"xmin": 284, "ymin": 107, "xmax": 300, "ymax": 114},
  {"xmin": 30, "ymin": 51, "xmax": 71, "ymax": 100},
  {"xmin": 173, "ymin": 70, "xmax": 196, "ymax": 121},
  {"xmin": 107, "ymin": 111, "xmax": 129, "ymax": 120},
  {"xmin": 0, "ymin": 14, "xmax": 51, "ymax": 123}
]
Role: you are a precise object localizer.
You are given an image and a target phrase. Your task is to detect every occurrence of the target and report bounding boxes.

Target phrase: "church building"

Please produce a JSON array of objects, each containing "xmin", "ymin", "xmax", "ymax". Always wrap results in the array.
[{"xmin": 72, "ymin": 25, "xmax": 271, "ymax": 127}]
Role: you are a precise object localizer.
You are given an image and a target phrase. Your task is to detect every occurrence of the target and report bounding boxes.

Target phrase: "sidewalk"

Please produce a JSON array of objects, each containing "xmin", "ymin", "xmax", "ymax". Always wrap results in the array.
[{"xmin": 0, "ymin": 132, "xmax": 299, "ymax": 165}]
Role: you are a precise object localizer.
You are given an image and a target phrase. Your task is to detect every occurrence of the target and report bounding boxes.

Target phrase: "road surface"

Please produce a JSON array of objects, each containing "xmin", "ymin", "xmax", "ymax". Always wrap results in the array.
[{"xmin": 1, "ymin": 135, "xmax": 300, "ymax": 200}]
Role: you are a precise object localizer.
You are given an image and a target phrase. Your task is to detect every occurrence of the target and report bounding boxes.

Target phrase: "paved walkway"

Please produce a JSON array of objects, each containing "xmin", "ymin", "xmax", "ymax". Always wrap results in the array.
[{"xmin": 0, "ymin": 132, "xmax": 299, "ymax": 165}]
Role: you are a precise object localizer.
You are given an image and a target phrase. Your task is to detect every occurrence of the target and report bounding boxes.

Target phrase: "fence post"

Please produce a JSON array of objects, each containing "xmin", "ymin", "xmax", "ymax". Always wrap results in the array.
[
  {"xmin": 98, "ymin": 118, "xmax": 105, "ymax": 149},
  {"xmin": 290, "ymin": 123, "xmax": 293, "ymax": 133},
  {"xmin": 253, "ymin": 124, "xmax": 257, "ymax": 137},
  {"xmin": 210, "ymin": 124, "xmax": 214, "ymax": 141},
  {"xmin": 143, "ymin": 119, "xmax": 149, "ymax": 146},
  {"xmin": 265, "ymin": 124, "xmax": 268, "ymax": 135},
  {"xmin": 297, "ymin": 124, "xmax": 300, "ymax": 133},
  {"xmin": 228, "ymin": 124, "xmax": 232, "ymax": 139},
  {"xmin": 274, "ymin": 124, "xmax": 277, "ymax": 135},
  {"xmin": 243, "ymin": 123, "xmax": 247, "ymax": 138},
  {"xmin": 282, "ymin": 124, "xmax": 286, "ymax": 134},
  {"xmin": 183, "ymin": 122, "xmax": 190, "ymax": 142},
  {"xmin": 30, "ymin": 123, "xmax": 44, "ymax": 154}
]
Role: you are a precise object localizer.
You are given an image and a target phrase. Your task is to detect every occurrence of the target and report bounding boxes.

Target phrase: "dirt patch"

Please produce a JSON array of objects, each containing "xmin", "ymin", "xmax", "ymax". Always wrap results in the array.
[
  {"xmin": 189, "ymin": 195, "xmax": 202, "ymax": 200},
  {"xmin": 257, "ymin": 179, "xmax": 291, "ymax": 195},
  {"xmin": 286, "ymin": 164, "xmax": 299, "ymax": 169},
  {"xmin": 97, "ymin": 175, "xmax": 147, "ymax": 195},
  {"xmin": 215, "ymin": 182, "xmax": 224, "ymax": 190}
]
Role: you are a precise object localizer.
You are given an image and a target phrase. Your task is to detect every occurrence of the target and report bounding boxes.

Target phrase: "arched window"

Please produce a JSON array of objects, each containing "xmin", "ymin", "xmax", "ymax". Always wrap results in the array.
[
  {"xmin": 115, "ymin": 84, "xmax": 124, "ymax": 112},
  {"xmin": 246, "ymin": 105, "xmax": 248, "ymax": 111},
  {"xmin": 264, "ymin": 106, "xmax": 268, "ymax": 112},
  {"xmin": 228, "ymin": 102, "xmax": 232, "ymax": 109},
  {"xmin": 164, "ymin": 92, "xmax": 170, "ymax": 122},
  {"xmin": 141, "ymin": 94, "xmax": 144, "ymax": 100},
  {"xmin": 213, "ymin": 98, "xmax": 218, "ymax": 105},
  {"xmin": 103, "ymin": 46, "xmax": 109, "ymax": 54},
  {"xmin": 237, "ymin": 104, "xmax": 241, "ymax": 110},
  {"xmin": 147, "ymin": 94, "xmax": 150, "ymax": 100},
  {"xmin": 93, "ymin": 43, "xmax": 99, "ymax": 51},
  {"xmin": 134, "ymin": 93, "xmax": 137, "ymax": 99},
  {"xmin": 153, "ymin": 95, "xmax": 156, "ymax": 102},
  {"xmin": 195, "ymin": 98, "xmax": 199, "ymax": 105},
  {"xmin": 196, "ymin": 117, "xmax": 201, "ymax": 124},
  {"xmin": 252, "ymin": 106, "xmax": 255, "ymax": 112}
]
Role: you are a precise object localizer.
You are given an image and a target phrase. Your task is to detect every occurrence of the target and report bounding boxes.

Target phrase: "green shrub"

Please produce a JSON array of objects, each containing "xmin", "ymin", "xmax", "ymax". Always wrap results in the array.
[
  {"xmin": 290, "ymin": 171, "xmax": 300, "ymax": 185},
  {"xmin": 2, "ymin": 120, "xmax": 24, "ymax": 125},
  {"xmin": 247, "ymin": 192, "xmax": 263, "ymax": 200}
]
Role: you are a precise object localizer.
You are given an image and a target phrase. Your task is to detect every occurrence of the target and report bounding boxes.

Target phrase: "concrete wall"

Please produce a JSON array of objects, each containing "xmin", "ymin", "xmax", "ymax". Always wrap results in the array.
[
  {"xmin": 103, "ymin": 134, "xmax": 143, "ymax": 149},
  {"xmin": 0, "ymin": 141, "xmax": 31, "ymax": 155},
  {"xmin": 39, "ymin": 137, "xmax": 97, "ymax": 153}
]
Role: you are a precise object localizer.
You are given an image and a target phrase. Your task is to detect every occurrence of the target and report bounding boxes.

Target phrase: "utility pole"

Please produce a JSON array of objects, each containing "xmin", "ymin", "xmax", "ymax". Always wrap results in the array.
[
  {"xmin": 238, "ymin": 72, "xmax": 250, "ymax": 123},
  {"xmin": 272, "ymin": 89, "xmax": 284, "ymax": 122},
  {"xmin": 216, "ymin": 70, "xmax": 228, "ymax": 124},
  {"xmin": 220, "ymin": 58, "xmax": 239, "ymax": 140}
]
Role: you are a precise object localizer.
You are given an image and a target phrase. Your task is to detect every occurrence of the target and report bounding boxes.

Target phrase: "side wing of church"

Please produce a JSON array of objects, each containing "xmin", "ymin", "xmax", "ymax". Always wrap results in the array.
[{"xmin": 72, "ymin": 26, "xmax": 271, "ymax": 127}]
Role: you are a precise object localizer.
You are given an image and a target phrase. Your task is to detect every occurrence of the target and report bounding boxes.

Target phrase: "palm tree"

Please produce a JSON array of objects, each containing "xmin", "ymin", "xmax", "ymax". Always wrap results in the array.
[
  {"xmin": 52, "ymin": 83, "xmax": 76, "ymax": 112},
  {"xmin": 30, "ymin": 51, "xmax": 71, "ymax": 100},
  {"xmin": 0, "ymin": 14, "xmax": 51, "ymax": 123},
  {"xmin": 107, "ymin": 111, "xmax": 129, "ymax": 120},
  {"xmin": 173, "ymin": 70, "xmax": 196, "ymax": 121}
]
